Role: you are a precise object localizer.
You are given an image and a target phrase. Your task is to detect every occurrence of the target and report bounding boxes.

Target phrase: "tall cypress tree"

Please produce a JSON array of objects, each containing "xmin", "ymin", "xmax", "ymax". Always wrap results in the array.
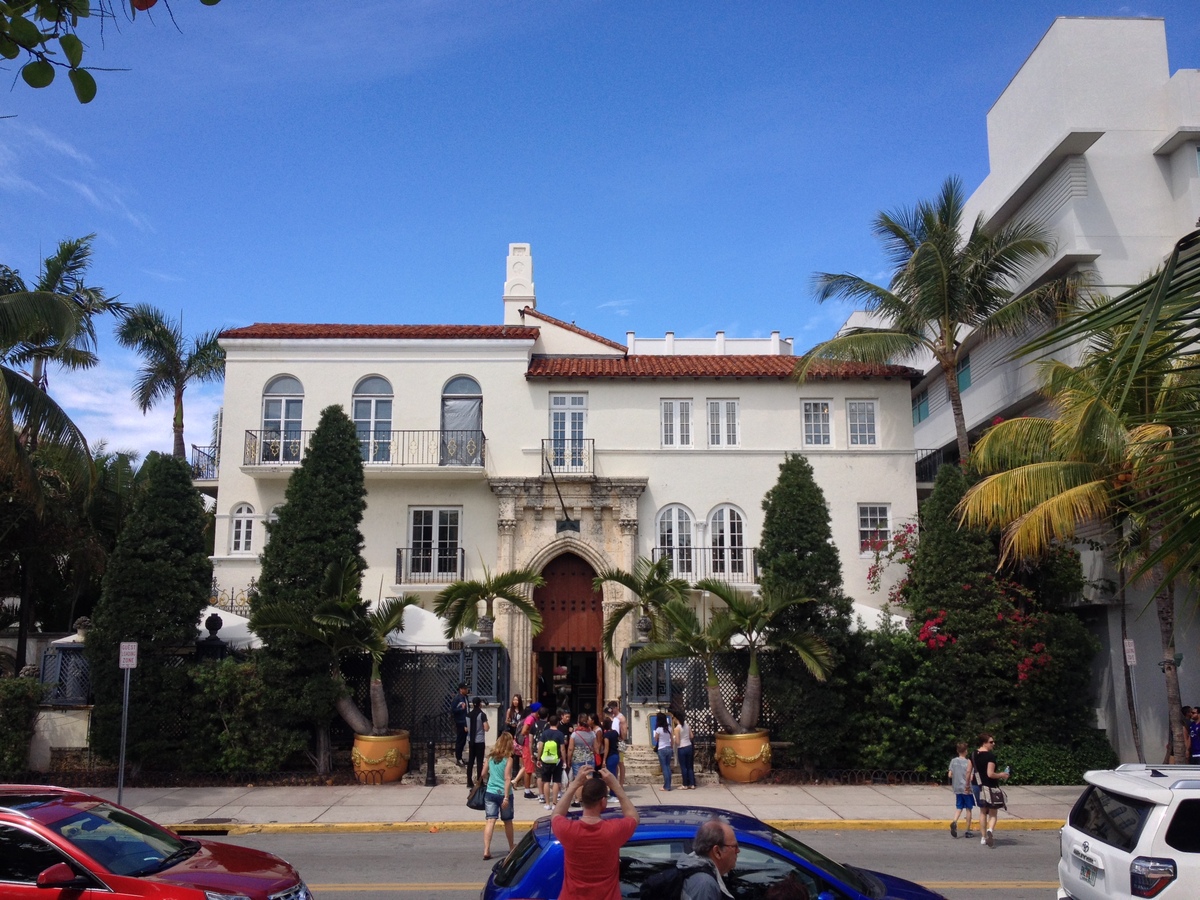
[
  {"xmin": 85, "ymin": 452, "xmax": 211, "ymax": 769},
  {"xmin": 757, "ymin": 454, "xmax": 842, "ymax": 598},
  {"xmin": 250, "ymin": 405, "xmax": 366, "ymax": 772}
]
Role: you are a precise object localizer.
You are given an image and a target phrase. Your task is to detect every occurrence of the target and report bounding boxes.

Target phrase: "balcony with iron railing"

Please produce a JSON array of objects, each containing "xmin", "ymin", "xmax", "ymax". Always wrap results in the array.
[
  {"xmin": 190, "ymin": 444, "xmax": 219, "ymax": 480},
  {"xmin": 243, "ymin": 429, "xmax": 486, "ymax": 471},
  {"xmin": 395, "ymin": 546, "xmax": 466, "ymax": 585},
  {"xmin": 650, "ymin": 546, "xmax": 759, "ymax": 585},
  {"xmin": 541, "ymin": 438, "xmax": 594, "ymax": 477},
  {"xmin": 915, "ymin": 448, "xmax": 944, "ymax": 483}
]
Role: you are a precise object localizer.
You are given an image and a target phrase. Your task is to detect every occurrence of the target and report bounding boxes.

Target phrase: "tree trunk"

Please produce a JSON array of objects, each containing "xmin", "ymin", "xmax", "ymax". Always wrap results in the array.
[
  {"xmin": 335, "ymin": 692, "xmax": 373, "ymax": 737},
  {"xmin": 942, "ymin": 360, "xmax": 970, "ymax": 462},
  {"xmin": 368, "ymin": 677, "xmax": 388, "ymax": 735},
  {"xmin": 707, "ymin": 676, "xmax": 743, "ymax": 735},
  {"xmin": 173, "ymin": 387, "xmax": 186, "ymax": 459},
  {"xmin": 738, "ymin": 653, "xmax": 762, "ymax": 731},
  {"xmin": 1154, "ymin": 573, "xmax": 1185, "ymax": 761},
  {"xmin": 15, "ymin": 552, "xmax": 34, "ymax": 670},
  {"xmin": 1118, "ymin": 567, "xmax": 1145, "ymax": 763},
  {"xmin": 312, "ymin": 723, "xmax": 331, "ymax": 776}
]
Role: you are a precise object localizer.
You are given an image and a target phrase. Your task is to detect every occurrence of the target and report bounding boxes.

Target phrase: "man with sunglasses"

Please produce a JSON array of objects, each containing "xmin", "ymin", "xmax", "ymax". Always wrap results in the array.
[{"xmin": 676, "ymin": 817, "xmax": 738, "ymax": 899}]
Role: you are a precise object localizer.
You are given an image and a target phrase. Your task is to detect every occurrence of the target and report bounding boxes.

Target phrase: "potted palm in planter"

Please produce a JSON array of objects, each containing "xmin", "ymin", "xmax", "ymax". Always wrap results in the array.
[
  {"xmin": 433, "ymin": 563, "xmax": 545, "ymax": 642},
  {"xmin": 253, "ymin": 556, "xmax": 419, "ymax": 783},
  {"xmin": 626, "ymin": 579, "xmax": 831, "ymax": 783}
]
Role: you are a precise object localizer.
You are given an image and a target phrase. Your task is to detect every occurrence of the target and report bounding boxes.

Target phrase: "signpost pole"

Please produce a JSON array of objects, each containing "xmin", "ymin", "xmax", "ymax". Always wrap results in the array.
[{"xmin": 117, "ymin": 642, "xmax": 138, "ymax": 806}]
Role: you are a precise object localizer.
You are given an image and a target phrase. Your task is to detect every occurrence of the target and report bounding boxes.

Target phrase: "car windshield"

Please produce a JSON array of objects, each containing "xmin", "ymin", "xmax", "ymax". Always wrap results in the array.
[
  {"xmin": 769, "ymin": 826, "xmax": 873, "ymax": 895},
  {"xmin": 49, "ymin": 803, "xmax": 191, "ymax": 876}
]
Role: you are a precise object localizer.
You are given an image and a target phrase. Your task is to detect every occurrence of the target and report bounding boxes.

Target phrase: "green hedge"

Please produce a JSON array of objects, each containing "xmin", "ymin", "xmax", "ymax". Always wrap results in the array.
[
  {"xmin": 1002, "ymin": 730, "xmax": 1118, "ymax": 785},
  {"xmin": 0, "ymin": 677, "xmax": 44, "ymax": 775}
]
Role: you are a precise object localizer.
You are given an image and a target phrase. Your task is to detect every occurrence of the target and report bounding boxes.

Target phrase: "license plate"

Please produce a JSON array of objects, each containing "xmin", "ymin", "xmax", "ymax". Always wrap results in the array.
[{"xmin": 1079, "ymin": 861, "xmax": 1098, "ymax": 886}]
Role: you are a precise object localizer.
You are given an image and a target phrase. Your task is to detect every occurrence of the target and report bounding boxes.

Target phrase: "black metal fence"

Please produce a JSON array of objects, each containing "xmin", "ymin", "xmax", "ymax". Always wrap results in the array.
[{"xmin": 620, "ymin": 646, "xmax": 775, "ymax": 748}]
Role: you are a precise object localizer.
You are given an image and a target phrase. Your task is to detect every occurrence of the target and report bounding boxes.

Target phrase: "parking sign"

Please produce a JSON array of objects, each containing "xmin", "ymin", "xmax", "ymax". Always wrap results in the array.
[{"xmin": 119, "ymin": 642, "xmax": 138, "ymax": 669}]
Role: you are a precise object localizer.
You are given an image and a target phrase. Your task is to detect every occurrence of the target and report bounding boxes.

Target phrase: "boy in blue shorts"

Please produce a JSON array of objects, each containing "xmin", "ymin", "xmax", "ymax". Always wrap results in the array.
[{"xmin": 948, "ymin": 741, "xmax": 975, "ymax": 838}]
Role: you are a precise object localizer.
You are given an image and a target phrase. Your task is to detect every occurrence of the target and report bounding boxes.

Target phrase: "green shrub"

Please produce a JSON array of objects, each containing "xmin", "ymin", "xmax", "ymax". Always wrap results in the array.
[
  {"xmin": 1002, "ymin": 730, "xmax": 1118, "ymax": 785},
  {"xmin": 190, "ymin": 657, "xmax": 308, "ymax": 773},
  {"xmin": 0, "ymin": 677, "xmax": 44, "ymax": 775}
]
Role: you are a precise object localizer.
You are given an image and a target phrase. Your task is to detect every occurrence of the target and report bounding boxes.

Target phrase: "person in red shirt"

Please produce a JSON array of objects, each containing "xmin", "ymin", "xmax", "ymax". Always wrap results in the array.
[{"xmin": 550, "ymin": 765, "xmax": 639, "ymax": 900}]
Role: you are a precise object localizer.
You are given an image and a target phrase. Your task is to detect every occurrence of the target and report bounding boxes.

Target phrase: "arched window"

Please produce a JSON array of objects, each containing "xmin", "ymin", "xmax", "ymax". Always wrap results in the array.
[
  {"xmin": 709, "ymin": 505, "xmax": 746, "ymax": 576},
  {"xmin": 261, "ymin": 376, "xmax": 304, "ymax": 463},
  {"xmin": 441, "ymin": 375, "xmax": 483, "ymax": 466},
  {"xmin": 353, "ymin": 376, "xmax": 393, "ymax": 463},
  {"xmin": 656, "ymin": 506, "xmax": 694, "ymax": 577},
  {"xmin": 231, "ymin": 503, "xmax": 255, "ymax": 554}
]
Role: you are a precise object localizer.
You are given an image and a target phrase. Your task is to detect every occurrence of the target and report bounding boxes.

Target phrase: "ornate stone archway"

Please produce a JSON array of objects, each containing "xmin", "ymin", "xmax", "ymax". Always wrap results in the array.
[{"xmin": 490, "ymin": 476, "xmax": 646, "ymax": 698}]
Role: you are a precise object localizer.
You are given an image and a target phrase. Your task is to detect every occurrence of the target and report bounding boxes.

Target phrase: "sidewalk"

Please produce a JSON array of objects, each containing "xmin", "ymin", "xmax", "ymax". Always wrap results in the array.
[{"xmin": 86, "ymin": 781, "xmax": 1079, "ymax": 834}]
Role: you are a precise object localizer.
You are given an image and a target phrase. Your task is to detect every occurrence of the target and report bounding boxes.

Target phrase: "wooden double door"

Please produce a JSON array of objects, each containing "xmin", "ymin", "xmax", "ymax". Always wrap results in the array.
[{"xmin": 531, "ymin": 552, "xmax": 604, "ymax": 720}]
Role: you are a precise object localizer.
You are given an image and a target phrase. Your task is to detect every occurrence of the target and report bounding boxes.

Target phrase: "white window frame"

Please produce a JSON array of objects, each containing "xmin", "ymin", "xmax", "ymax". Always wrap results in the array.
[
  {"xmin": 353, "ymin": 376, "xmax": 394, "ymax": 464},
  {"xmin": 660, "ymin": 399, "xmax": 694, "ymax": 448},
  {"xmin": 230, "ymin": 503, "xmax": 255, "ymax": 554},
  {"xmin": 802, "ymin": 400, "xmax": 832, "ymax": 446},
  {"xmin": 847, "ymin": 399, "xmax": 878, "ymax": 447},
  {"xmin": 656, "ymin": 505, "xmax": 695, "ymax": 577},
  {"xmin": 858, "ymin": 503, "xmax": 891, "ymax": 555},
  {"xmin": 706, "ymin": 399, "xmax": 740, "ymax": 448},
  {"xmin": 408, "ymin": 506, "xmax": 463, "ymax": 577},
  {"xmin": 708, "ymin": 504, "xmax": 747, "ymax": 575}
]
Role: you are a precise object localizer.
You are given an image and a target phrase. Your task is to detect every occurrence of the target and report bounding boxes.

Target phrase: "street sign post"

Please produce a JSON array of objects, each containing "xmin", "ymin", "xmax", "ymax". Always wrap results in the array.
[{"xmin": 117, "ymin": 642, "xmax": 137, "ymax": 805}]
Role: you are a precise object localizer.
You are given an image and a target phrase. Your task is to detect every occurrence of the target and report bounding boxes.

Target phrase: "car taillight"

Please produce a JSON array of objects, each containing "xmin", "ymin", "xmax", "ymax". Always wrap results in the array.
[{"xmin": 1130, "ymin": 856, "xmax": 1176, "ymax": 897}]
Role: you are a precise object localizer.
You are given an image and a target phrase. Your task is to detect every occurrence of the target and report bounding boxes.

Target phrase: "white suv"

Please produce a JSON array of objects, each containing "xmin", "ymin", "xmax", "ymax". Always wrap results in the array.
[{"xmin": 1058, "ymin": 764, "xmax": 1200, "ymax": 899}]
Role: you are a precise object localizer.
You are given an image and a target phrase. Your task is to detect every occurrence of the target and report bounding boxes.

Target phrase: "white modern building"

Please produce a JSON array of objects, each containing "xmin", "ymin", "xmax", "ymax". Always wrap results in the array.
[
  {"xmin": 909, "ymin": 17, "xmax": 1200, "ymax": 760},
  {"xmin": 202, "ymin": 243, "xmax": 920, "ymax": 714}
]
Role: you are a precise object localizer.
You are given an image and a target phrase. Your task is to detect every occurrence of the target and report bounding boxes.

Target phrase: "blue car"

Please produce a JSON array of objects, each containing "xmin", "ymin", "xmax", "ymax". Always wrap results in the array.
[{"xmin": 483, "ymin": 805, "xmax": 947, "ymax": 899}]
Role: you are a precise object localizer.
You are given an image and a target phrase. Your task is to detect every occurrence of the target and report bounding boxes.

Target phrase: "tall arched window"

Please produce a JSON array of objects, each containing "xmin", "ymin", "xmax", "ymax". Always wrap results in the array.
[
  {"xmin": 656, "ymin": 506, "xmax": 694, "ymax": 577},
  {"xmin": 353, "ymin": 376, "xmax": 393, "ymax": 463},
  {"xmin": 231, "ymin": 503, "xmax": 255, "ymax": 554},
  {"xmin": 441, "ymin": 375, "xmax": 483, "ymax": 466},
  {"xmin": 709, "ymin": 505, "xmax": 746, "ymax": 576},
  {"xmin": 261, "ymin": 376, "xmax": 304, "ymax": 463}
]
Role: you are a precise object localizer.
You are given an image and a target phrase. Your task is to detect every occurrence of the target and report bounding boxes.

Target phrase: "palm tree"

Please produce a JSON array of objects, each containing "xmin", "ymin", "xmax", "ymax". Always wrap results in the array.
[
  {"xmin": 626, "ymin": 582, "xmax": 831, "ymax": 735},
  {"xmin": 959, "ymin": 322, "xmax": 1199, "ymax": 761},
  {"xmin": 253, "ymin": 557, "xmax": 419, "ymax": 736},
  {"xmin": 116, "ymin": 304, "xmax": 225, "ymax": 459},
  {"xmin": 434, "ymin": 563, "xmax": 545, "ymax": 643},
  {"xmin": 0, "ymin": 280, "xmax": 90, "ymax": 491},
  {"xmin": 4, "ymin": 234, "xmax": 124, "ymax": 394},
  {"xmin": 594, "ymin": 555, "xmax": 691, "ymax": 662},
  {"xmin": 799, "ymin": 175, "xmax": 1073, "ymax": 461}
]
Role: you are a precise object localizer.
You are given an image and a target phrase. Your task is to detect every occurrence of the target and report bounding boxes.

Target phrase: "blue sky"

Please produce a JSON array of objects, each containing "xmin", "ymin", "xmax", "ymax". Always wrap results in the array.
[{"xmin": 3, "ymin": 1, "xmax": 1199, "ymax": 457}]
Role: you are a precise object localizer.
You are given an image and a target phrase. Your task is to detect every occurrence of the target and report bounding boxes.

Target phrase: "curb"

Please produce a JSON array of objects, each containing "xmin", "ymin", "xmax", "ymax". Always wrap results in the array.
[{"xmin": 170, "ymin": 818, "xmax": 1066, "ymax": 836}]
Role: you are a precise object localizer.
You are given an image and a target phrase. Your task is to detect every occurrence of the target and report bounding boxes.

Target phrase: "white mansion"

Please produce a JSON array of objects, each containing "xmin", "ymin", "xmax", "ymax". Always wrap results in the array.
[{"xmin": 203, "ymin": 244, "xmax": 919, "ymax": 709}]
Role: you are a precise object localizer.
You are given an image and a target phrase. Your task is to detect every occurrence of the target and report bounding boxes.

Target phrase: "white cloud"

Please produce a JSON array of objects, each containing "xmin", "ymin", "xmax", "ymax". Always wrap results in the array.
[{"xmin": 51, "ymin": 353, "xmax": 223, "ymax": 461}]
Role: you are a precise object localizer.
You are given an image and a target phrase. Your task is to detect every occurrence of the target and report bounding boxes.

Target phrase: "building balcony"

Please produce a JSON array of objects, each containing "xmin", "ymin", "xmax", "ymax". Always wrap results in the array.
[
  {"xmin": 651, "ymin": 546, "xmax": 759, "ymax": 585},
  {"xmin": 190, "ymin": 444, "xmax": 219, "ymax": 497},
  {"xmin": 242, "ymin": 429, "xmax": 486, "ymax": 476},
  {"xmin": 395, "ymin": 547, "xmax": 466, "ymax": 585},
  {"xmin": 915, "ymin": 448, "xmax": 944, "ymax": 484},
  {"xmin": 541, "ymin": 438, "xmax": 594, "ymax": 478}
]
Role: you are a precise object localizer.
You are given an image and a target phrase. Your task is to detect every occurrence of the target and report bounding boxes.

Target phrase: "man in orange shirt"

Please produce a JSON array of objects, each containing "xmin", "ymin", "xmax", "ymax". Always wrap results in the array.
[{"xmin": 550, "ymin": 766, "xmax": 639, "ymax": 900}]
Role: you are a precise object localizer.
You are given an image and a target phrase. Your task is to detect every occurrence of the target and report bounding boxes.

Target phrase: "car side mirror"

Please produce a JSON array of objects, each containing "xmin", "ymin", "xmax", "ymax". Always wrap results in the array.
[{"xmin": 36, "ymin": 862, "xmax": 91, "ymax": 889}]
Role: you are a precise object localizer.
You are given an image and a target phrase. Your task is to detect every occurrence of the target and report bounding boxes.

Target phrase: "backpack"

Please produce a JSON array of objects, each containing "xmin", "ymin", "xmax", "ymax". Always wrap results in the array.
[
  {"xmin": 638, "ymin": 864, "xmax": 685, "ymax": 900},
  {"xmin": 540, "ymin": 736, "xmax": 560, "ymax": 764}
]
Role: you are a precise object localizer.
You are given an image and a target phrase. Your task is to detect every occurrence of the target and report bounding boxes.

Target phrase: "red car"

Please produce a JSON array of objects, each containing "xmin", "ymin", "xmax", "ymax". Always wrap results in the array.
[{"xmin": 0, "ymin": 785, "xmax": 314, "ymax": 899}]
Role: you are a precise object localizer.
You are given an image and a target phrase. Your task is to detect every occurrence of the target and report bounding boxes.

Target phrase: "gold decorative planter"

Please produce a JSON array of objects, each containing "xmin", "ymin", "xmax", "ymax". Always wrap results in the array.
[
  {"xmin": 715, "ymin": 729, "xmax": 771, "ymax": 783},
  {"xmin": 351, "ymin": 730, "xmax": 410, "ymax": 784}
]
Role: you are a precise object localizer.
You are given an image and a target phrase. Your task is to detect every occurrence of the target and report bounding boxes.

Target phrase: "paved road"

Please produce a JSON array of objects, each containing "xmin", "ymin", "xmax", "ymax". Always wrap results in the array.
[{"xmin": 224, "ymin": 827, "xmax": 1062, "ymax": 899}]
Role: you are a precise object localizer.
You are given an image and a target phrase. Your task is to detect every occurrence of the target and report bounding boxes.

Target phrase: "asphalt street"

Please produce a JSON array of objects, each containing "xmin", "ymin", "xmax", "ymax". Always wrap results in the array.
[{"xmin": 224, "ymin": 827, "xmax": 1063, "ymax": 900}]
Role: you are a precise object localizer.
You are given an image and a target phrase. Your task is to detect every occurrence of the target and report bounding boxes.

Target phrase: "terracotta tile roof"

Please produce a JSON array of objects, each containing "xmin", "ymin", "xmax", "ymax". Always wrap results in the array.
[
  {"xmin": 526, "ymin": 355, "xmax": 922, "ymax": 380},
  {"xmin": 220, "ymin": 323, "xmax": 539, "ymax": 341},
  {"xmin": 519, "ymin": 308, "xmax": 628, "ymax": 352}
]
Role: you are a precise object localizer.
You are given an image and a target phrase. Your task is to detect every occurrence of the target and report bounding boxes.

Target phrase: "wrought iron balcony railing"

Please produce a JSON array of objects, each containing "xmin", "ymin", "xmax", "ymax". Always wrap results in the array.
[
  {"xmin": 651, "ymin": 546, "xmax": 759, "ymax": 584},
  {"xmin": 541, "ymin": 438, "xmax": 594, "ymax": 476},
  {"xmin": 395, "ymin": 546, "xmax": 466, "ymax": 584},
  {"xmin": 915, "ymin": 448, "xmax": 944, "ymax": 482},
  {"xmin": 243, "ymin": 429, "xmax": 486, "ymax": 468},
  {"xmin": 190, "ymin": 444, "xmax": 218, "ymax": 479}
]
